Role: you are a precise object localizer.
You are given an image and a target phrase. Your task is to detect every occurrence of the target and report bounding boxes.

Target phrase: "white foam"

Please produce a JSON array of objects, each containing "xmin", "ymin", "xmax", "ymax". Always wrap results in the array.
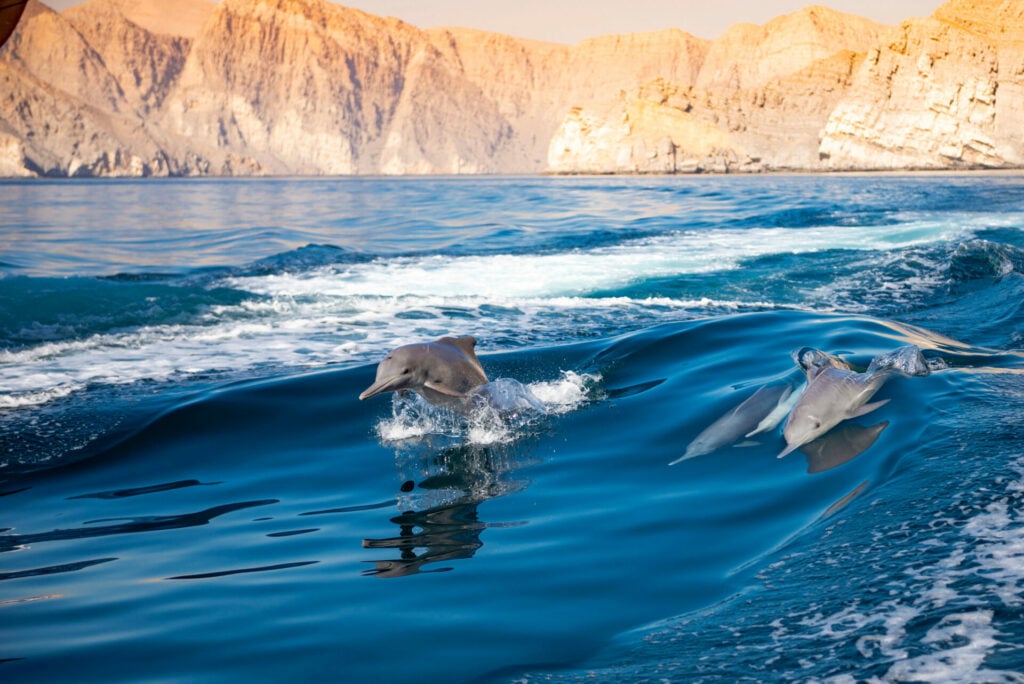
[
  {"xmin": 0, "ymin": 218, "xmax": 971, "ymax": 409},
  {"xmin": 375, "ymin": 371, "xmax": 598, "ymax": 447},
  {"xmin": 760, "ymin": 464, "xmax": 1024, "ymax": 683},
  {"xmin": 222, "ymin": 222, "xmax": 968, "ymax": 302},
  {"xmin": 882, "ymin": 611, "xmax": 1011, "ymax": 683}
]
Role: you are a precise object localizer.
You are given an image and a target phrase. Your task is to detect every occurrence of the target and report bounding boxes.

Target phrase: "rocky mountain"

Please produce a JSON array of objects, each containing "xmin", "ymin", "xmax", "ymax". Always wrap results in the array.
[
  {"xmin": 0, "ymin": 0, "xmax": 1021, "ymax": 176},
  {"xmin": 819, "ymin": 0, "xmax": 1024, "ymax": 169}
]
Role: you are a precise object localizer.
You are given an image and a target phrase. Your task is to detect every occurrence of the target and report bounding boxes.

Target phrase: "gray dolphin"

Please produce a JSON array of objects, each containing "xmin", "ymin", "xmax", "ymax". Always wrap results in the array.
[
  {"xmin": 671, "ymin": 383, "xmax": 794, "ymax": 465},
  {"xmin": 359, "ymin": 336, "xmax": 489, "ymax": 408},
  {"xmin": 778, "ymin": 367, "xmax": 891, "ymax": 459},
  {"xmin": 778, "ymin": 345, "xmax": 930, "ymax": 458}
]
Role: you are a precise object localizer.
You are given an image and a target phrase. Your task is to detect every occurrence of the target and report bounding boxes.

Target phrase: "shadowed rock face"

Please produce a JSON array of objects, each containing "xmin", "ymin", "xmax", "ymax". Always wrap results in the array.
[{"xmin": 1, "ymin": 0, "xmax": 1022, "ymax": 177}]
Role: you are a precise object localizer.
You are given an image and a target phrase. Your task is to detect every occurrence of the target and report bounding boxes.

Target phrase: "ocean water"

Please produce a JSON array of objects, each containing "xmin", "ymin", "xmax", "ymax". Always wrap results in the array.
[{"xmin": 2, "ymin": 174, "xmax": 1024, "ymax": 683}]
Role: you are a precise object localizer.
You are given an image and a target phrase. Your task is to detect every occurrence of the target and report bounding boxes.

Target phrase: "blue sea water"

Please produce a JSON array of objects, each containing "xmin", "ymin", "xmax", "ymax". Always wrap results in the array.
[{"xmin": 2, "ymin": 174, "xmax": 1024, "ymax": 683}]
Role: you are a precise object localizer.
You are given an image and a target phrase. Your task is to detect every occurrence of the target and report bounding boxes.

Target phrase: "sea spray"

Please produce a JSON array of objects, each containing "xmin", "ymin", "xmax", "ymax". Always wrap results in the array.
[{"xmin": 374, "ymin": 370, "xmax": 600, "ymax": 447}]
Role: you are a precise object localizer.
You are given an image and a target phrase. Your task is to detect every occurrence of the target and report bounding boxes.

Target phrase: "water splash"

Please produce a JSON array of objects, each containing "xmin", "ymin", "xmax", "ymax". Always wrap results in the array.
[{"xmin": 374, "ymin": 371, "xmax": 599, "ymax": 446}]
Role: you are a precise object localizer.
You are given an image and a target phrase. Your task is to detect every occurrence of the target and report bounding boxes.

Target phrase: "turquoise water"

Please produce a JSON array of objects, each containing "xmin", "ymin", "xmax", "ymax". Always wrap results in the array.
[{"xmin": 2, "ymin": 174, "xmax": 1024, "ymax": 682}]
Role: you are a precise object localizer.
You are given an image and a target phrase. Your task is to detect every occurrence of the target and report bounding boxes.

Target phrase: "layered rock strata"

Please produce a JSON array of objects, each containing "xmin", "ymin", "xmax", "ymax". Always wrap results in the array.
[{"xmin": 0, "ymin": 0, "xmax": 1021, "ymax": 176}]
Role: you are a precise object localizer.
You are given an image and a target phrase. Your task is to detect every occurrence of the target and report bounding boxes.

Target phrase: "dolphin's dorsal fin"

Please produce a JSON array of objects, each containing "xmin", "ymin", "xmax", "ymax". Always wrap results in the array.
[{"xmin": 438, "ymin": 335, "xmax": 488, "ymax": 382}]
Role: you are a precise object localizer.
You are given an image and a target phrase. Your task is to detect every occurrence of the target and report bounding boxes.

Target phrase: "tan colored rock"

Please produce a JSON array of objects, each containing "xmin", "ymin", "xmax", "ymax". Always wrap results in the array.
[
  {"xmin": 0, "ymin": 0, "xmax": 208, "ymax": 176},
  {"xmin": 96, "ymin": 0, "xmax": 213, "ymax": 38},
  {"xmin": 2, "ymin": 0, "xmax": 1024, "ymax": 176},
  {"xmin": 547, "ymin": 80, "xmax": 744, "ymax": 174},
  {"xmin": 820, "ymin": 0, "xmax": 1024, "ymax": 169},
  {"xmin": 696, "ymin": 5, "xmax": 885, "ymax": 92},
  {"xmin": 548, "ymin": 8, "xmax": 879, "ymax": 174},
  {"xmin": 0, "ymin": 130, "xmax": 32, "ymax": 177}
]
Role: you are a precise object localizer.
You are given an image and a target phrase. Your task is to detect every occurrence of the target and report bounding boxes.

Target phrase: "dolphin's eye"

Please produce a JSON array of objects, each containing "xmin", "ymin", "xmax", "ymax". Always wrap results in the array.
[
  {"xmin": 813, "ymin": 421, "xmax": 821, "ymax": 429},
  {"xmin": 402, "ymin": 367, "xmax": 411, "ymax": 374}
]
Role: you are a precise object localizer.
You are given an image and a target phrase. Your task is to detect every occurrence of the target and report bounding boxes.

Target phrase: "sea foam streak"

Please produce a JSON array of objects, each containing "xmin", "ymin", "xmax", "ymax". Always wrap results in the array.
[
  {"xmin": 0, "ymin": 218, "xmax": 974, "ymax": 409},
  {"xmin": 222, "ymin": 220, "xmax": 972, "ymax": 300}
]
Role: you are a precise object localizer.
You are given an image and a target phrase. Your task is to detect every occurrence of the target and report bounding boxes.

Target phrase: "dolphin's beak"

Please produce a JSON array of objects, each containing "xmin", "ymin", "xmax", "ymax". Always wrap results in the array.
[
  {"xmin": 358, "ymin": 375, "xmax": 405, "ymax": 400},
  {"xmin": 777, "ymin": 442, "xmax": 801, "ymax": 459}
]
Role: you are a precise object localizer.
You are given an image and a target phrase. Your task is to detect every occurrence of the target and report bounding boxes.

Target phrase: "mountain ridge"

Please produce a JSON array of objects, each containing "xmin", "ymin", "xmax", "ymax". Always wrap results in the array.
[{"xmin": 1, "ymin": 0, "xmax": 1021, "ymax": 177}]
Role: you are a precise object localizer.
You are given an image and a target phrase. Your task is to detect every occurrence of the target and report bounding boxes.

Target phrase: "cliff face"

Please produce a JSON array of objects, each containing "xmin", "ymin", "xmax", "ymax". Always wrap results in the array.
[
  {"xmin": 0, "ymin": 0, "xmax": 203, "ymax": 176},
  {"xmin": 1, "ymin": 0, "xmax": 1022, "ymax": 176},
  {"xmin": 819, "ymin": 0, "xmax": 1024, "ymax": 169}
]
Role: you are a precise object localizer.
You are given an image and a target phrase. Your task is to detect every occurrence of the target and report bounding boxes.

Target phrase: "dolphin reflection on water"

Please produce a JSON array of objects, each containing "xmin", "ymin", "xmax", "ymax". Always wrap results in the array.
[
  {"xmin": 362, "ymin": 442, "xmax": 534, "ymax": 578},
  {"xmin": 800, "ymin": 420, "xmax": 890, "ymax": 473}
]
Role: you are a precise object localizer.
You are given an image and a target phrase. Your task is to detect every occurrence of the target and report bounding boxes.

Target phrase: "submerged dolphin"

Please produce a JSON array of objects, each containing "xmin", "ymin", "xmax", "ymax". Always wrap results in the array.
[
  {"xmin": 359, "ymin": 336, "xmax": 489, "ymax": 408},
  {"xmin": 778, "ymin": 345, "xmax": 930, "ymax": 458},
  {"xmin": 671, "ymin": 383, "xmax": 794, "ymax": 465}
]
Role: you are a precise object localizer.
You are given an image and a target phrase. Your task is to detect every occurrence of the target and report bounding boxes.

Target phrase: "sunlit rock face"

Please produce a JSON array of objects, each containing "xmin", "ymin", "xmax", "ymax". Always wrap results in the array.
[
  {"xmin": 819, "ymin": 0, "xmax": 1024, "ymax": 170},
  {"xmin": 0, "ymin": 0, "xmax": 1022, "ymax": 176}
]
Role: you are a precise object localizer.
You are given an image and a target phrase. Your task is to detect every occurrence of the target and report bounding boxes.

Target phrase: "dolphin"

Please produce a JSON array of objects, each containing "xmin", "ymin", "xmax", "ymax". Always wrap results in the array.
[
  {"xmin": 778, "ymin": 345, "xmax": 929, "ymax": 458},
  {"xmin": 778, "ymin": 366, "xmax": 891, "ymax": 459},
  {"xmin": 359, "ymin": 336, "xmax": 489, "ymax": 408},
  {"xmin": 671, "ymin": 383, "xmax": 793, "ymax": 465}
]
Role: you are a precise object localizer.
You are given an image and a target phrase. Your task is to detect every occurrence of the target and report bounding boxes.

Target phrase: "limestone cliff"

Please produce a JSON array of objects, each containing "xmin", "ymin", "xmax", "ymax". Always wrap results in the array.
[
  {"xmin": 0, "ymin": 0, "xmax": 205, "ymax": 176},
  {"xmin": 1, "ymin": 0, "xmax": 1023, "ymax": 176},
  {"xmin": 548, "ymin": 6, "xmax": 880, "ymax": 173},
  {"xmin": 819, "ymin": 0, "xmax": 1024, "ymax": 169}
]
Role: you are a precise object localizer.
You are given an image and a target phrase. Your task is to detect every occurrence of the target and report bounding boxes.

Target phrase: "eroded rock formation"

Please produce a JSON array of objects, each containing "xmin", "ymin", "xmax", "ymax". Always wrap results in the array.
[{"xmin": 0, "ymin": 0, "xmax": 1021, "ymax": 176}]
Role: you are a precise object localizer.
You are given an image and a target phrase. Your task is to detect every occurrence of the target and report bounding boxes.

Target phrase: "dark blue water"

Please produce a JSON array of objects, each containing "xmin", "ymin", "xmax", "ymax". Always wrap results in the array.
[{"xmin": 2, "ymin": 174, "xmax": 1024, "ymax": 682}]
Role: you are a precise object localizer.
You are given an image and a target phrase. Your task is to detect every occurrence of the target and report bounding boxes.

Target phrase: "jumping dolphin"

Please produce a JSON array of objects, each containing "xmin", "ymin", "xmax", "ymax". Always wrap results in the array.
[
  {"xmin": 778, "ymin": 345, "xmax": 930, "ymax": 458},
  {"xmin": 359, "ymin": 336, "xmax": 489, "ymax": 408},
  {"xmin": 670, "ymin": 382, "xmax": 794, "ymax": 465}
]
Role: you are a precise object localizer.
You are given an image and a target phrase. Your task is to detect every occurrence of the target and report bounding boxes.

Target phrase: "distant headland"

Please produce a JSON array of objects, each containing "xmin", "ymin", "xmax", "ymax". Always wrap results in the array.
[{"xmin": 0, "ymin": 0, "xmax": 1021, "ymax": 177}]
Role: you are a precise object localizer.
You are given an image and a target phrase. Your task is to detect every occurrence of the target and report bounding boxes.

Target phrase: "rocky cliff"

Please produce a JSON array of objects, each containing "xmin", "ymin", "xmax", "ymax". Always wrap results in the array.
[
  {"xmin": 0, "ymin": 0, "xmax": 1021, "ymax": 176},
  {"xmin": 819, "ymin": 0, "xmax": 1024, "ymax": 169}
]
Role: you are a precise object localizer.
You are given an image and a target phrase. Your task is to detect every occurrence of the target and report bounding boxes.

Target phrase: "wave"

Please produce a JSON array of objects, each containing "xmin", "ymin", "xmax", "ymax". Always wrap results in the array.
[
  {"xmin": 4, "ymin": 302, "xmax": 1024, "ymax": 683},
  {"xmin": 0, "ymin": 217, "xmax": 1017, "ymax": 469},
  {"xmin": 523, "ymin": 385, "xmax": 1024, "ymax": 684}
]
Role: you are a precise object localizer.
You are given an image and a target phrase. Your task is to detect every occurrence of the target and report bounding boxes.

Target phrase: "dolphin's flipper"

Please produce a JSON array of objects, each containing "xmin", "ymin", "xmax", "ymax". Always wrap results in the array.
[
  {"xmin": 423, "ymin": 379, "xmax": 471, "ymax": 398},
  {"xmin": 745, "ymin": 385, "xmax": 797, "ymax": 438},
  {"xmin": 846, "ymin": 398, "xmax": 890, "ymax": 419},
  {"xmin": 439, "ymin": 336, "xmax": 488, "ymax": 381}
]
